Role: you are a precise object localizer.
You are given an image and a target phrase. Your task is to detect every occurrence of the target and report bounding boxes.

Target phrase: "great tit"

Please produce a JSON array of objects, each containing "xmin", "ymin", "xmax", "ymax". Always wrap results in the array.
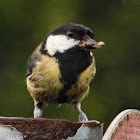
[{"xmin": 26, "ymin": 23, "xmax": 104, "ymax": 121}]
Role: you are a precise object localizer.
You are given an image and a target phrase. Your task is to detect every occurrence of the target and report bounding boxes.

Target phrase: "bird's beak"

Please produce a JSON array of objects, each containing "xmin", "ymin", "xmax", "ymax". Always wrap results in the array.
[{"xmin": 79, "ymin": 36, "xmax": 105, "ymax": 49}]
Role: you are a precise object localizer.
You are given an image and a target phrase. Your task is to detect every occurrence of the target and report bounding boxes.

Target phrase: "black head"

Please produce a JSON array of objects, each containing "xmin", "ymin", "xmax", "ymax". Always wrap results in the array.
[
  {"xmin": 49, "ymin": 23, "xmax": 94, "ymax": 40},
  {"xmin": 41, "ymin": 23, "xmax": 103, "ymax": 56}
]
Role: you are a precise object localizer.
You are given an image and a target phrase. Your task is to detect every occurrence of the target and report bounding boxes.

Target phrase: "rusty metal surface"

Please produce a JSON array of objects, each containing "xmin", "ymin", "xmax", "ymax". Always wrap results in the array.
[
  {"xmin": 0, "ymin": 117, "xmax": 103, "ymax": 140},
  {"xmin": 66, "ymin": 121, "xmax": 103, "ymax": 140},
  {"xmin": 103, "ymin": 109, "xmax": 140, "ymax": 140}
]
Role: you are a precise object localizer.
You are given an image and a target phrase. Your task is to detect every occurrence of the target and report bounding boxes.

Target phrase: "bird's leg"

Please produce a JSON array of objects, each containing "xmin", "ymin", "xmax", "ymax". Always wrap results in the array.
[
  {"xmin": 34, "ymin": 102, "xmax": 43, "ymax": 118},
  {"xmin": 73, "ymin": 102, "xmax": 88, "ymax": 122}
]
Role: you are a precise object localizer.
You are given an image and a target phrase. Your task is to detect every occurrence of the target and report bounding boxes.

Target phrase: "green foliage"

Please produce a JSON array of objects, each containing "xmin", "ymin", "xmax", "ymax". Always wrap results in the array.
[{"xmin": 0, "ymin": 0, "xmax": 140, "ymax": 131}]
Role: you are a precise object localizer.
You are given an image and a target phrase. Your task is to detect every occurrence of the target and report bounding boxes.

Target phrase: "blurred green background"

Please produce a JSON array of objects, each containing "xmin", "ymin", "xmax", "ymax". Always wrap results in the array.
[{"xmin": 0, "ymin": 0, "xmax": 140, "ymax": 131}]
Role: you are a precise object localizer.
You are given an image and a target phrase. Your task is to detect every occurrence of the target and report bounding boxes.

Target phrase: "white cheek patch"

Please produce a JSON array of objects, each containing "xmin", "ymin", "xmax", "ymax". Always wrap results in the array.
[{"xmin": 45, "ymin": 35, "xmax": 80, "ymax": 56}]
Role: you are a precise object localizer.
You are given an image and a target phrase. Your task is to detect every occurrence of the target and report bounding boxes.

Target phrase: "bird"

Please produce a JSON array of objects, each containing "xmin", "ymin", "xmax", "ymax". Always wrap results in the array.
[{"xmin": 26, "ymin": 23, "xmax": 104, "ymax": 121}]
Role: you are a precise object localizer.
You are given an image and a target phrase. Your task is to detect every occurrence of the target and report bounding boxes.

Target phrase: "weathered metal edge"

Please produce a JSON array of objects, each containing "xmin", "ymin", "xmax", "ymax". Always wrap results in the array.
[
  {"xmin": 66, "ymin": 121, "xmax": 103, "ymax": 140},
  {"xmin": 102, "ymin": 109, "xmax": 140, "ymax": 140},
  {"xmin": 0, "ymin": 117, "xmax": 103, "ymax": 140},
  {"xmin": 0, "ymin": 124, "xmax": 25, "ymax": 140}
]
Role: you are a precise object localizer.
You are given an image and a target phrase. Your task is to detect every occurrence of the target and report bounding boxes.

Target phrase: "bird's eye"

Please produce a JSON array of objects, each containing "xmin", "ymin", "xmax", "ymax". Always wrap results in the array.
[{"xmin": 67, "ymin": 32, "xmax": 74, "ymax": 38}]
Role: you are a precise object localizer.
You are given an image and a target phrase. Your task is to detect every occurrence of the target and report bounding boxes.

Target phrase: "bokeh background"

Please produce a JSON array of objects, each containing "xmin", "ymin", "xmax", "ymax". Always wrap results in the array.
[{"xmin": 0, "ymin": 0, "xmax": 140, "ymax": 132}]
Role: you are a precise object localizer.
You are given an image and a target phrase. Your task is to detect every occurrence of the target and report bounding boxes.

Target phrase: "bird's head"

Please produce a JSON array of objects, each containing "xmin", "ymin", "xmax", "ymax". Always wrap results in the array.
[{"xmin": 41, "ymin": 23, "xmax": 105, "ymax": 56}]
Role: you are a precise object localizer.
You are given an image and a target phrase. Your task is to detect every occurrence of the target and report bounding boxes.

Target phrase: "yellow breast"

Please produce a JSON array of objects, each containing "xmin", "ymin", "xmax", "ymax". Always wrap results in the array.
[
  {"xmin": 66, "ymin": 60, "xmax": 96, "ymax": 103},
  {"xmin": 26, "ymin": 55, "xmax": 64, "ymax": 103},
  {"xmin": 26, "ymin": 50, "xmax": 96, "ymax": 104}
]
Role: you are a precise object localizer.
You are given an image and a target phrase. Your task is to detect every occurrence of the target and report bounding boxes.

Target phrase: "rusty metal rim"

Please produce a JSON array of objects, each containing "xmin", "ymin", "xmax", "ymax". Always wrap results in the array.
[{"xmin": 102, "ymin": 109, "xmax": 140, "ymax": 140}]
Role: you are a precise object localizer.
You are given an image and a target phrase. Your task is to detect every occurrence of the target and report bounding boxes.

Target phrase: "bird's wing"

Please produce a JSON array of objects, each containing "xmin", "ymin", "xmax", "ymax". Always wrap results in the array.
[
  {"xmin": 26, "ymin": 44, "xmax": 42, "ymax": 77},
  {"xmin": 26, "ymin": 57, "xmax": 37, "ymax": 77}
]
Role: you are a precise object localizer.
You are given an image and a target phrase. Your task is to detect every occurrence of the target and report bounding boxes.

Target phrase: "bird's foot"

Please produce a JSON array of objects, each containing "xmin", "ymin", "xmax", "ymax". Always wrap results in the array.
[
  {"xmin": 34, "ymin": 106, "xmax": 43, "ymax": 118},
  {"xmin": 79, "ymin": 112, "xmax": 88, "ymax": 122}
]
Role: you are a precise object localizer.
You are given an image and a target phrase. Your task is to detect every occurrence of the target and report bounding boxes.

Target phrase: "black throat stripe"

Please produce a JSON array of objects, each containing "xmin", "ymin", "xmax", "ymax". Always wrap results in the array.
[{"xmin": 55, "ymin": 47, "xmax": 93, "ymax": 103}]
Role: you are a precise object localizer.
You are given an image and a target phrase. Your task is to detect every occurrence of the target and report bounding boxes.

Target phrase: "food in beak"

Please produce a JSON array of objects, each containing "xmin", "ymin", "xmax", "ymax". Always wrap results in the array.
[{"xmin": 93, "ymin": 41, "xmax": 105, "ymax": 49}]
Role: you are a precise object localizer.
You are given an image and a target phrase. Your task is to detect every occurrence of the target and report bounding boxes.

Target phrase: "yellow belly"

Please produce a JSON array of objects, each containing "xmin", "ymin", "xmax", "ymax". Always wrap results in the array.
[
  {"xmin": 66, "ymin": 60, "xmax": 96, "ymax": 103},
  {"xmin": 26, "ymin": 55, "xmax": 96, "ymax": 104},
  {"xmin": 26, "ymin": 55, "xmax": 64, "ymax": 103}
]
